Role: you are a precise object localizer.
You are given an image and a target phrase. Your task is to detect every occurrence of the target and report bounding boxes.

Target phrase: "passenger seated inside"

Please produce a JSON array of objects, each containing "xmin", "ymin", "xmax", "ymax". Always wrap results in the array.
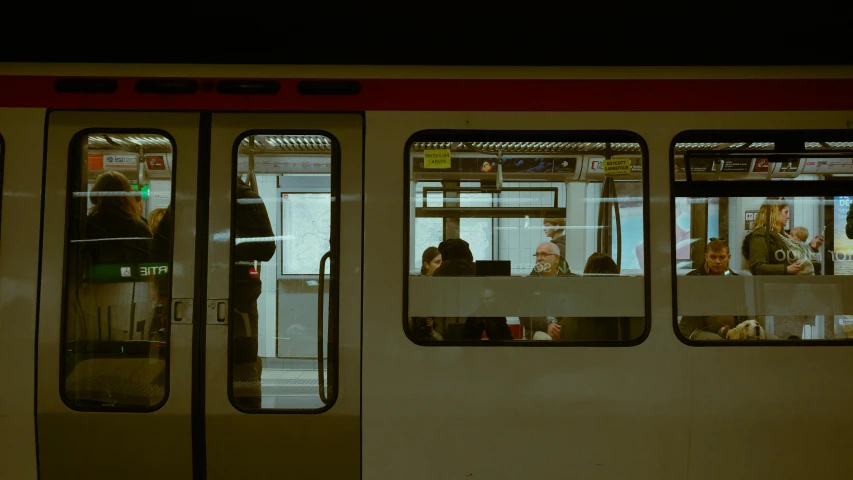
[
  {"xmin": 411, "ymin": 246, "xmax": 443, "ymax": 341},
  {"xmin": 530, "ymin": 241, "xmax": 574, "ymax": 277},
  {"xmin": 522, "ymin": 252, "xmax": 630, "ymax": 341},
  {"xmin": 680, "ymin": 239, "xmax": 743, "ymax": 340},
  {"xmin": 520, "ymin": 242, "xmax": 574, "ymax": 340},
  {"xmin": 560, "ymin": 252, "xmax": 628, "ymax": 341},
  {"xmin": 686, "ymin": 238, "xmax": 737, "ymax": 277},
  {"xmin": 432, "ymin": 238, "xmax": 513, "ymax": 341}
]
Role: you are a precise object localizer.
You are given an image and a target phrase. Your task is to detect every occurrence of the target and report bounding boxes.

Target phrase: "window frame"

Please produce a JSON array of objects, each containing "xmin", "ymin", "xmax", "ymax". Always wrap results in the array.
[
  {"xmin": 403, "ymin": 129, "xmax": 652, "ymax": 347},
  {"xmin": 670, "ymin": 129, "xmax": 853, "ymax": 347},
  {"xmin": 228, "ymin": 129, "xmax": 342, "ymax": 413},
  {"xmin": 0, "ymin": 132, "xmax": 4, "ymax": 242},
  {"xmin": 60, "ymin": 127, "xmax": 178, "ymax": 412}
]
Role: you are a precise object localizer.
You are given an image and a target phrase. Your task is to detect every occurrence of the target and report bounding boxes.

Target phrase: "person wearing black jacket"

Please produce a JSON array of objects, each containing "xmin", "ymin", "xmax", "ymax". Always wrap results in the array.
[
  {"xmin": 432, "ymin": 238, "xmax": 513, "ymax": 341},
  {"xmin": 847, "ymin": 204, "xmax": 853, "ymax": 239},
  {"xmin": 231, "ymin": 176, "xmax": 276, "ymax": 409},
  {"xmin": 76, "ymin": 171, "xmax": 153, "ymax": 343}
]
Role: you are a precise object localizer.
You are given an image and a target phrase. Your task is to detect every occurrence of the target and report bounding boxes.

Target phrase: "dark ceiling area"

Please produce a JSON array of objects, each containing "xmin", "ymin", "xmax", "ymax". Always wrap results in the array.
[{"xmin": 3, "ymin": 11, "xmax": 852, "ymax": 66}]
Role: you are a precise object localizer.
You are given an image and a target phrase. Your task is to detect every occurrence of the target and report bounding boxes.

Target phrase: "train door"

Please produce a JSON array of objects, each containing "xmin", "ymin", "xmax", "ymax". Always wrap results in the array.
[
  {"xmin": 204, "ymin": 114, "xmax": 362, "ymax": 479},
  {"xmin": 37, "ymin": 112, "xmax": 199, "ymax": 479},
  {"xmin": 0, "ymin": 110, "xmax": 48, "ymax": 480}
]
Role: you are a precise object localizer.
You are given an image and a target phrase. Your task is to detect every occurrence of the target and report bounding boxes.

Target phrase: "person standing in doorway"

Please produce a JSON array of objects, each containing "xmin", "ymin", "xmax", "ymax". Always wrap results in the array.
[{"xmin": 232, "ymin": 175, "xmax": 276, "ymax": 409}]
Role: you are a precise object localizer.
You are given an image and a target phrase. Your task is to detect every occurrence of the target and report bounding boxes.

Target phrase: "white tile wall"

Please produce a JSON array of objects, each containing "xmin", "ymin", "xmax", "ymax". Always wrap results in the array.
[{"xmin": 499, "ymin": 182, "xmax": 565, "ymax": 274}]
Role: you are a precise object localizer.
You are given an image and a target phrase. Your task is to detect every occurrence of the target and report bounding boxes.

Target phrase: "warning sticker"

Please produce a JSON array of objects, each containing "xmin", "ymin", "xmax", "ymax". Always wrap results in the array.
[
  {"xmin": 423, "ymin": 149, "xmax": 451, "ymax": 169},
  {"xmin": 603, "ymin": 158, "xmax": 632, "ymax": 176}
]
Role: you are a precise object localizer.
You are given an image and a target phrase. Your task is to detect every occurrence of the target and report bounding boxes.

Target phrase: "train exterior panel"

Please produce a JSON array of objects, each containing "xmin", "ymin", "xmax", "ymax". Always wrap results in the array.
[{"xmin": 1, "ymin": 64, "xmax": 852, "ymax": 479}]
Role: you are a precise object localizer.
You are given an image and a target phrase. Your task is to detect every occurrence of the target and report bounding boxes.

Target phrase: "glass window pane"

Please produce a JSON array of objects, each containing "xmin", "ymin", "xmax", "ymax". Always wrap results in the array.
[
  {"xmin": 63, "ymin": 132, "xmax": 174, "ymax": 409},
  {"xmin": 407, "ymin": 135, "xmax": 648, "ymax": 345},
  {"xmin": 673, "ymin": 133, "xmax": 853, "ymax": 343},
  {"xmin": 231, "ymin": 134, "xmax": 336, "ymax": 410}
]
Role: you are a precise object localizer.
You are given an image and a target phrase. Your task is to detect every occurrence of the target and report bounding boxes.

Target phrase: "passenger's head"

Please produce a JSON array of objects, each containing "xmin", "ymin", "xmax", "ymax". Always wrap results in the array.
[
  {"xmin": 432, "ymin": 257, "xmax": 476, "ymax": 277},
  {"xmin": 421, "ymin": 246, "xmax": 442, "ymax": 276},
  {"xmin": 754, "ymin": 197, "xmax": 789, "ymax": 233},
  {"xmin": 790, "ymin": 226, "xmax": 809, "ymax": 242},
  {"xmin": 583, "ymin": 252, "xmax": 619, "ymax": 275},
  {"xmin": 88, "ymin": 171, "xmax": 139, "ymax": 219},
  {"xmin": 437, "ymin": 238, "xmax": 473, "ymax": 263},
  {"xmin": 543, "ymin": 218, "xmax": 566, "ymax": 239},
  {"xmin": 433, "ymin": 238, "xmax": 475, "ymax": 277},
  {"xmin": 148, "ymin": 208, "xmax": 167, "ymax": 233},
  {"xmin": 704, "ymin": 238, "xmax": 731, "ymax": 274},
  {"xmin": 534, "ymin": 242, "xmax": 561, "ymax": 276}
]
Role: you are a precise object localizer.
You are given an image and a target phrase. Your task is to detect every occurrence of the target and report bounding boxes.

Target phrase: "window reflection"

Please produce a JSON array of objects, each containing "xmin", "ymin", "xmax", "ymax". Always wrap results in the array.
[{"xmin": 63, "ymin": 133, "xmax": 174, "ymax": 409}]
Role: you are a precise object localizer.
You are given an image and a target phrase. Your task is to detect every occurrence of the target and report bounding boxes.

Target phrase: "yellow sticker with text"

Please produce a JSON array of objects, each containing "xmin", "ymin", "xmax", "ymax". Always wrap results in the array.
[
  {"xmin": 603, "ymin": 158, "xmax": 632, "ymax": 176},
  {"xmin": 424, "ymin": 149, "xmax": 452, "ymax": 169}
]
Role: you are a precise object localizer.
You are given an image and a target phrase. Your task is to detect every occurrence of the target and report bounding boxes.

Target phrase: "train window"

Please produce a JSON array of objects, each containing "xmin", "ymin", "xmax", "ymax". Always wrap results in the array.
[
  {"xmin": 62, "ymin": 132, "xmax": 175, "ymax": 410},
  {"xmin": 230, "ymin": 133, "xmax": 337, "ymax": 410},
  {"xmin": 406, "ymin": 132, "xmax": 650, "ymax": 345},
  {"xmin": 672, "ymin": 131, "xmax": 853, "ymax": 343}
]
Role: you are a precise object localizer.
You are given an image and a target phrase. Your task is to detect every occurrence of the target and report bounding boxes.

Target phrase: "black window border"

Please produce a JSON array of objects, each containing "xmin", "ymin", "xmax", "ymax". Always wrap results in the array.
[
  {"xmin": 403, "ymin": 129, "xmax": 652, "ymax": 347},
  {"xmin": 227, "ymin": 129, "xmax": 341, "ymax": 414},
  {"xmin": 0, "ymin": 132, "xmax": 4, "ymax": 242},
  {"xmin": 670, "ymin": 129, "xmax": 853, "ymax": 347},
  {"xmin": 60, "ymin": 127, "xmax": 178, "ymax": 412}
]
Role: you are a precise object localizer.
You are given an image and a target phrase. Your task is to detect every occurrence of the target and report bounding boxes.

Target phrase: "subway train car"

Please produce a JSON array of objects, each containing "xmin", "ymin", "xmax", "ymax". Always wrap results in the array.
[{"xmin": 1, "ymin": 64, "xmax": 853, "ymax": 480}]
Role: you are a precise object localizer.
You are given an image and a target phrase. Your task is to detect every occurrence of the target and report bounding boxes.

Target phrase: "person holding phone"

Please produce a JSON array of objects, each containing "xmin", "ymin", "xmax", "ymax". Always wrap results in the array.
[{"xmin": 847, "ymin": 205, "xmax": 853, "ymax": 239}]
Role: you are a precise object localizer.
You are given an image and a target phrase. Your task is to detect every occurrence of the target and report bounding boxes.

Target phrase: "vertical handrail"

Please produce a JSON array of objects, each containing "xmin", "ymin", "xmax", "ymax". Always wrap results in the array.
[{"xmin": 317, "ymin": 251, "xmax": 332, "ymax": 404}]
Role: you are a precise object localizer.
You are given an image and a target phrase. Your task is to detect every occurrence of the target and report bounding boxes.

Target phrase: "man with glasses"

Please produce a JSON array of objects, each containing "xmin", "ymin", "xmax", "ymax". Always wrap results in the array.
[
  {"xmin": 522, "ymin": 242, "xmax": 575, "ymax": 340},
  {"xmin": 531, "ymin": 241, "xmax": 572, "ymax": 278}
]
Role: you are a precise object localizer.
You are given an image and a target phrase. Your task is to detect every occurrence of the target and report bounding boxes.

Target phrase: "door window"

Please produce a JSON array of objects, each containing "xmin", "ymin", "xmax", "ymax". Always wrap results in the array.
[
  {"xmin": 229, "ymin": 133, "xmax": 339, "ymax": 410},
  {"xmin": 62, "ymin": 131, "xmax": 176, "ymax": 410}
]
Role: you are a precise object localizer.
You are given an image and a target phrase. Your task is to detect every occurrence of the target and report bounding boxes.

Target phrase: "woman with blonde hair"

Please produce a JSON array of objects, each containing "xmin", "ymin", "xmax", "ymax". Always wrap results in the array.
[
  {"xmin": 85, "ymin": 171, "xmax": 152, "ymax": 263},
  {"xmin": 742, "ymin": 197, "xmax": 824, "ymax": 339},
  {"xmin": 147, "ymin": 207, "xmax": 167, "ymax": 234},
  {"xmin": 742, "ymin": 197, "xmax": 822, "ymax": 276},
  {"xmin": 65, "ymin": 171, "xmax": 159, "ymax": 407}
]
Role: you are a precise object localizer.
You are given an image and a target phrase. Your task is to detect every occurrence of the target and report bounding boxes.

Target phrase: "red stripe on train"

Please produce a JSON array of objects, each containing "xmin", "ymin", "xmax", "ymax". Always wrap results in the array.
[{"xmin": 0, "ymin": 77, "xmax": 852, "ymax": 111}]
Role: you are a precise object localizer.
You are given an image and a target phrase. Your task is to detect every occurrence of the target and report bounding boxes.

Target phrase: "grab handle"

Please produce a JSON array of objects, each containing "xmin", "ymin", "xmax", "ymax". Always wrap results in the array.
[{"xmin": 317, "ymin": 251, "xmax": 332, "ymax": 405}]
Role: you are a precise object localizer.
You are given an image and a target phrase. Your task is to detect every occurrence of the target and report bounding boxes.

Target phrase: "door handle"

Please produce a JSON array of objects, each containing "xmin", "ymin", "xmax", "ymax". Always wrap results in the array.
[
  {"xmin": 207, "ymin": 300, "xmax": 229, "ymax": 325},
  {"xmin": 171, "ymin": 299, "xmax": 193, "ymax": 324},
  {"xmin": 317, "ymin": 251, "xmax": 332, "ymax": 405}
]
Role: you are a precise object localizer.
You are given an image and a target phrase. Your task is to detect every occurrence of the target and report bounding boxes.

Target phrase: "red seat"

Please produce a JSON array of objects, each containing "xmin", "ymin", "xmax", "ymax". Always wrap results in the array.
[{"xmin": 481, "ymin": 324, "xmax": 523, "ymax": 340}]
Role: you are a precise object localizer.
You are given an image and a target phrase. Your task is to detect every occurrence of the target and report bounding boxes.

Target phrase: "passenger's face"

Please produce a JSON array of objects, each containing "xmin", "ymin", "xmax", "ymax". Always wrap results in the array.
[
  {"xmin": 704, "ymin": 248, "xmax": 731, "ymax": 274},
  {"xmin": 778, "ymin": 206, "xmax": 790, "ymax": 228},
  {"xmin": 424, "ymin": 254, "xmax": 442, "ymax": 276},
  {"xmin": 535, "ymin": 246, "xmax": 559, "ymax": 275},
  {"xmin": 543, "ymin": 223, "xmax": 558, "ymax": 238}
]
